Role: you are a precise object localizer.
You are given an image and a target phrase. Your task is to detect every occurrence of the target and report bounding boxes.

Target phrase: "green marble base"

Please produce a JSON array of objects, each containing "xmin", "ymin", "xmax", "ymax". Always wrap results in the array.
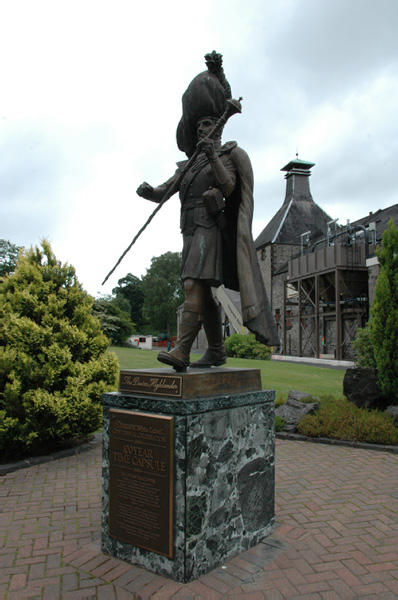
[{"xmin": 101, "ymin": 371, "xmax": 275, "ymax": 583}]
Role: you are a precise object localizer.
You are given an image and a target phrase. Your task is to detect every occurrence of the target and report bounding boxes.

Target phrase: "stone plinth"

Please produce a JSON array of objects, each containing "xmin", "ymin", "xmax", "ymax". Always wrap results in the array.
[{"xmin": 101, "ymin": 368, "xmax": 275, "ymax": 583}]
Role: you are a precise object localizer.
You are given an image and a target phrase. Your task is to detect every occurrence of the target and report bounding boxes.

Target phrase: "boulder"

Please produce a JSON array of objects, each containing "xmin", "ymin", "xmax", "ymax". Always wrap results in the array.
[
  {"xmin": 385, "ymin": 406, "xmax": 398, "ymax": 426},
  {"xmin": 343, "ymin": 367, "xmax": 383, "ymax": 409},
  {"xmin": 286, "ymin": 390, "xmax": 319, "ymax": 404},
  {"xmin": 275, "ymin": 390, "xmax": 320, "ymax": 433}
]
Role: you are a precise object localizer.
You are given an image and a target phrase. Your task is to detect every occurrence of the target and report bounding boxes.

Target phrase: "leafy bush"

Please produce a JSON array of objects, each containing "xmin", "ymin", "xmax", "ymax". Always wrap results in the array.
[
  {"xmin": 224, "ymin": 333, "xmax": 271, "ymax": 360},
  {"xmin": 0, "ymin": 241, "xmax": 119, "ymax": 457},
  {"xmin": 297, "ymin": 395, "xmax": 398, "ymax": 445},
  {"xmin": 353, "ymin": 323, "xmax": 376, "ymax": 367},
  {"xmin": 275, "ymin": 415, "xmax": 285, "ymax": 432}
]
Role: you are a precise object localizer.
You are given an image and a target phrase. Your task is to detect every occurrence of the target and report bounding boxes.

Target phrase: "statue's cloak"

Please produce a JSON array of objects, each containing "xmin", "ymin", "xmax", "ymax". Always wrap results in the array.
[{"xmin": 222, "ymin": 143, "xmax": 280, "ymax": 347}]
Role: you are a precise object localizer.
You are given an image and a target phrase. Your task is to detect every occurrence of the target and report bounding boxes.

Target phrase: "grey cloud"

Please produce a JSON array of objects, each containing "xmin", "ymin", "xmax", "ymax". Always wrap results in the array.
[
  {"xmin": 249, "ymin": 0, "xmax": 398, "ymax": 99},
  {"xmin": 0, "ymin": 125, "xmax": 63, "ymax": 200},
  {"xmin": 0, "ymin": 119, "xmax": 117, "ymax": 247}
]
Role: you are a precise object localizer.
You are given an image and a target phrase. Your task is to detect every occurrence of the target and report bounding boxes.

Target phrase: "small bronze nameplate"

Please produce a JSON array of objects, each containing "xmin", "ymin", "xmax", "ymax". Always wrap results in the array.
[
  {"xmin": 119, "ymin": 367, "xmax": 261, "ymax": 399},
  {"xmin": 108, "ymin": 409, "xmax": 174, "ymax": 558},
  {"xmin": 119, "ymin": 371, "xmax": 182, "ymax": 397}
]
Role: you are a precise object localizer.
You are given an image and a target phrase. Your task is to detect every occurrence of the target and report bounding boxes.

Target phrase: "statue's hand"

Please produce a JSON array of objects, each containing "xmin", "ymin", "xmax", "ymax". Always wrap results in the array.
[
  {"xmin": 197, "ymin": 138, "xmax": 216, "ymax": 159},
  {"xmin": 136, "ymin": 182, "xmax": 154, "ymax": 199}
]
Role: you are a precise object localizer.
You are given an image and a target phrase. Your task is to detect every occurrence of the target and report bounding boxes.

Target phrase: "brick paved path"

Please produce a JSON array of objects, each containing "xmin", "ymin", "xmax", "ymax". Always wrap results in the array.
[{"xmin": 1, "ymin": 439, "xmax": 397, "ymax": 599}]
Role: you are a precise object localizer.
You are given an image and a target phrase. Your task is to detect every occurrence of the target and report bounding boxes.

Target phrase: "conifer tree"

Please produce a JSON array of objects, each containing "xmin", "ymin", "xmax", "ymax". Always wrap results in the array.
[
  {"xmin": 0, "ymin": 241, "xmax": 119, "ymax": 456},
  {"xmin": 369, "ymin": 219, "xmax": 398, "ymax": 404}
]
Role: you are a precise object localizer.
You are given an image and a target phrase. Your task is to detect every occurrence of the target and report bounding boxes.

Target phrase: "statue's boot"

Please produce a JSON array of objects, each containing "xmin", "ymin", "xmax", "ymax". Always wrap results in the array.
[
  {"xmin": 157, "ymin": 309, "xmax": 202, "ymax": 372},
  {"xmin": 190, "ymin": 302, "xmax": 227, "ymax": 368}
]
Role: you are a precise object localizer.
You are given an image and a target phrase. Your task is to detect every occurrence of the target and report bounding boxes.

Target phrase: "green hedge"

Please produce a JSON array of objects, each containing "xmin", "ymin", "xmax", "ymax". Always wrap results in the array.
[
  {"xmin": 297, "ymin": 395, "xmax": 398, "ymax": 445},
  {"xmin": 224, "ymin": 333, "xmax": 271, "ymax": 360}
]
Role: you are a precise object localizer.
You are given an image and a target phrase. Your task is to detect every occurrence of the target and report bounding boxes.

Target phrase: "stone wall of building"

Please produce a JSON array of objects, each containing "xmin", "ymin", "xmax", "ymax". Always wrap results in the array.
[
  {"xmin": 257, "ymin": 243, "xmax": 300, "ymax": 352},
  {"xmin": 257, "ymin": 243, "xmax": 299, "ymax": 313},
  {"xmin": 284, "ymin": 317, "xmax": 300, "ymax": 356},
  {"xmin": 270, "ymin": 270, "xmax": 288, "ymax": 351},
  {"xmin": 272, "ymin": 244, "xmax": 300, "ymax": 277},
  {"xmin": 257, "ymin": 246, "xmax": 271, "ymax": 299}
]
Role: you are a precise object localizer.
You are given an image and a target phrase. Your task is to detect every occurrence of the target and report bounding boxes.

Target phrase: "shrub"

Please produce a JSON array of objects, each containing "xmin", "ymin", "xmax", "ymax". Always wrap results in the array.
[
  {"xmin": 297, "ymin": 395, "xmax": 398, "ymax": 445},
  {"xmin": 352, "ymin": 324, "xmax": 376, "ymax": 368},
  {"xmin": 295, "ymin": 395, "xmax": 319, "ymax": 404},
  {"xmin": 224, "ymin": 333, "xmax": 271, "ymax": 360},
  {"xmin": 275, "ymin": 415, "xmax": 285, "ymax": 432},
  {"xmin": 0, "ymin": 241, "xmax": 119, "ymax": 457}
]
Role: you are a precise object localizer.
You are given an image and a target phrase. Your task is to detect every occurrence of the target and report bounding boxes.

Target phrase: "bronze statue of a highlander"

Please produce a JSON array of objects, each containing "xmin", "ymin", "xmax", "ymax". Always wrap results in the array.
[{"xmin": 137, "ymin": 52, "xmax": 279, "ymax": 371}]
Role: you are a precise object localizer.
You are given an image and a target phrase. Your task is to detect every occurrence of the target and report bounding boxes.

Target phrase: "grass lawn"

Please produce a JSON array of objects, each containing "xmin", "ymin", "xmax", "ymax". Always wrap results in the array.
[{"xmin": 109, "ymin": 346, "xmax": 345, "ymax": 400}]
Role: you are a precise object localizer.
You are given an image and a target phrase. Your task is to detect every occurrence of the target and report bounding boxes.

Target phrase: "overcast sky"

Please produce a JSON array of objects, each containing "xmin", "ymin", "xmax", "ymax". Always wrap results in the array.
[{"xmin": 1, "ymin": 0, "xmax": 397, "ymax": 296}]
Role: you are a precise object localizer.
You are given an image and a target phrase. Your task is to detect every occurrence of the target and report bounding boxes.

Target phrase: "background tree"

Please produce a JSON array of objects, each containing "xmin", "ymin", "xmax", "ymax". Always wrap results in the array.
[
  {"xmin": 0, "ymin": 241, "xmax": 119, "ymax": 457},
  {"xmin": 0, "ymin": 239, "xmax": 22, "ymax": 277},
  {"xmin": 112, "ymin": 273, "xmax": 145, "ymax": 330},
  {"xmin": 92, "ymin": 296, "xmax": 135, "ymax": 345},
  {"xmin": 369, "ymin": 219, "xmax": 398, "ymax": 404},
  {"xmin": 141, "ymin": 252, "xmax": 184, "ymax": 336}
]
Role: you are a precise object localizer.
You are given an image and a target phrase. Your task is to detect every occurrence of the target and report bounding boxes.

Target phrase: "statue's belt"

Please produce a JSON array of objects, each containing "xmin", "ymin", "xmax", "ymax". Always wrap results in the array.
[{"xmin": 181, "ymin": 197, "xmax": 205, "ymax": 211}]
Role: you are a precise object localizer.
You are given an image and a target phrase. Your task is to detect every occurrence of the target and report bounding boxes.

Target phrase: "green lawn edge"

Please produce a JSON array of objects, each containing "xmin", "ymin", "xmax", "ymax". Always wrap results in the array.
[{"xmin": 108, "ymin": 346, "xmax": 344, "ymax": 401}]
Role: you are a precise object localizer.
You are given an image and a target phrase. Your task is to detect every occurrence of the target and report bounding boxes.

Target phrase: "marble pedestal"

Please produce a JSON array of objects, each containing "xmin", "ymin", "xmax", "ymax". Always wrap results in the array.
[{"xmin": 101, "ymin": 368, "xmax": 275, "ymax": 583}]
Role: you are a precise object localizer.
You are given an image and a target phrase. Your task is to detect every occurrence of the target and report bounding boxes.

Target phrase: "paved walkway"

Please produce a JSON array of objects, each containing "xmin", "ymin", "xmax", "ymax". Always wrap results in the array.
[{"xmin": 1, "ymin": 439, "xmax": 397, "ymax": 599}]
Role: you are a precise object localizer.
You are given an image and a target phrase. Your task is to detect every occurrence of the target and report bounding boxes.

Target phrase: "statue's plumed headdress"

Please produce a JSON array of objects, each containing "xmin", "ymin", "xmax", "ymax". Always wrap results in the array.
[{"xmin": 177, "ymin": 51, "xmax": 232, "ymax": 157}]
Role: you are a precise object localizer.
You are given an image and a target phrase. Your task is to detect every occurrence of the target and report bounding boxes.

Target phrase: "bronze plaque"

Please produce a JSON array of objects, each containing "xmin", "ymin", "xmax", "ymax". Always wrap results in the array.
[
  {"xmin": 119, "ymin": 371, "xmax": 182, "ymax": 397},
  {"xmin": 118, "ymin": 367, "xmax": 261, "ymax": 399},
  {"xmin": 108, "ymin": 409, "xmax": 174, "ymax": 558}
]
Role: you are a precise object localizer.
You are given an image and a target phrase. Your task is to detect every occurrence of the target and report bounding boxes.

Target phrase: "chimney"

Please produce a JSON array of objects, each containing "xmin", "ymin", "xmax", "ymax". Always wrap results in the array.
[{"xmin": 280, "ymin": 157, "xmax": 315, "ymax": 205}]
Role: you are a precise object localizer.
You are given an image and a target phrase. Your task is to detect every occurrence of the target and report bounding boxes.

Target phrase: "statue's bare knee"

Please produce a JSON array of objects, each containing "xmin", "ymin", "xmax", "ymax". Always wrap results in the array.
[{"xmin": 182, "ymin": 278, "xmax": 205, "ymax": 315}]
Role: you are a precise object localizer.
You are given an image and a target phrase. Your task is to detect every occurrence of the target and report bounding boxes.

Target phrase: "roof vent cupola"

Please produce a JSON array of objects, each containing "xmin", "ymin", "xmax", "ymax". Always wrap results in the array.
[{"xmin": 280, "ymin": 157, "xmax": 315, "ymax": 205}]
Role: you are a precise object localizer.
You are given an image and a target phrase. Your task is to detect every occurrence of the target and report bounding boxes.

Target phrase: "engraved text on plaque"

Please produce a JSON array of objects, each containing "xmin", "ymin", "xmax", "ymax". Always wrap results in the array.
[
  {"xmin": 119, "ymin": 371, "xmax": 182, "ymax": 397},
  {"xmin": 108, "ymin": 409, "xmax": 174, "ymax": 557}
]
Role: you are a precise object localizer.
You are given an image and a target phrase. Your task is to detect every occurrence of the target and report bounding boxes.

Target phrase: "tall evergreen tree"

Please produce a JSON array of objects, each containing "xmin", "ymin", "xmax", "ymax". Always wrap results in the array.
[
  {"xmin": 369, "ymin": 219, "xmax": 398, "ymax": 404},
  {"xmin": 0, "ymin": 241, "xmax": 119, "ymax": 456},
  {"xmin": 141, "ymin": 252, "xmax": 184, "ymax": 336}
]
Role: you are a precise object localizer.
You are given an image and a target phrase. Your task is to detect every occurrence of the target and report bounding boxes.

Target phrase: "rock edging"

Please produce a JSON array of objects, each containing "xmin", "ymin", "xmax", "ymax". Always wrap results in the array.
[{"xmin": 0, "ymin": 433, "xmax": 102, "ymax": 476}]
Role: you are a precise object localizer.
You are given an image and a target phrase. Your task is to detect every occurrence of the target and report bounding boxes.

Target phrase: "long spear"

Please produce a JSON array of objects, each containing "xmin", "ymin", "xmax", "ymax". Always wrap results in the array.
[{"xmin": 101, "ymin": 97, "xmax": 242, "ymax": 286}]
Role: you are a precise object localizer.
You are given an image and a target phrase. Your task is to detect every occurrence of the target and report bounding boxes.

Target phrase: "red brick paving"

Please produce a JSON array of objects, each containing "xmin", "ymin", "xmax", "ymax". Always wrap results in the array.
[{"xmin": 0, "ymin": 440, "xmax": 397, "ymax": 598}]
